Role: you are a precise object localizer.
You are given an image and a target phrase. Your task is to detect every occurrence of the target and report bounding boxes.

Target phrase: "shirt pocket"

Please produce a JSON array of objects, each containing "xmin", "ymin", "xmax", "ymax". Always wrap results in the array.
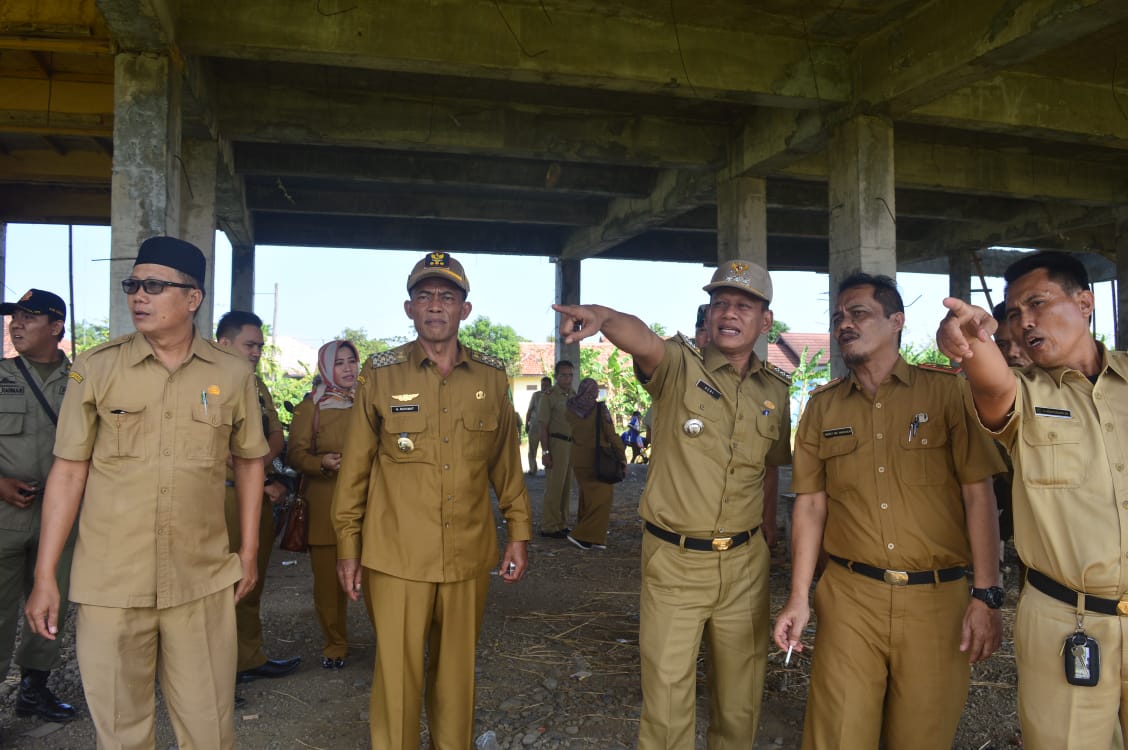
[
  {"xmin": 897, "ymin": 424, "xmax": 951, "ymax": 486},
  {"xmin": 680, "ymin": 388, "xmax": 722, "ymax": 445},
  {"xmin": 382, "ymin": 412, "xmax": 429, "ymax": 463},
  {"xmin": 1021, "ymin": 416, "xmax": 1085, "ymax": 489},
  {"xmin": 817, "ymin": 432, "xmax": 858, "ymax": 499},
  {"xmin": 0, "ymin": 396, "xmax": 26, "ymax": 435},
  {"xmin": 96, "ymin": 406, "xmax": 146, "ymax": 460},
  {"xmin": 462, "ymin": 410, "xmax": 498, "ymax": 460},
  {"xmin": 187, "ymin": 401, "xmax": 233, "ymax": 460}
]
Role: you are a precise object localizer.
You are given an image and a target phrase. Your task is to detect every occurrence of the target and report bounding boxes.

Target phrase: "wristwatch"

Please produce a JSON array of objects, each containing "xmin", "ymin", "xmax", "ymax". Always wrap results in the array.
[
  {"xmin": 542, "ymin": 451, "xmax": 551, "ymax": 456},
  {"xmin": 970, "ymin": 586, "xmax": 1005, "ymax": 609}
]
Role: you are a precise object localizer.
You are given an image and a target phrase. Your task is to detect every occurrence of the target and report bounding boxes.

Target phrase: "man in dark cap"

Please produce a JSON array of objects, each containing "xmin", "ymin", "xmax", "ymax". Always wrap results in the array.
[
  {"xmin": 333, "ymin": 251, "xmax": 531, "ymax": 750},
  {"xmin": 26, "ymin": 236, "xmax": 269, "ymax": 749},
  {"xmin": 554, "ymin": 259, "xmax": 792, "ymax": 749},
  {"xmin": 0, "ymin": 289, "xmax": 77, "ymax": 725}
]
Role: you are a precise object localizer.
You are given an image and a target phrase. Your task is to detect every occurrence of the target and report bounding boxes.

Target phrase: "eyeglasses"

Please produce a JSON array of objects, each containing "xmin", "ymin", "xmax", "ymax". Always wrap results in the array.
[{"xmin": 121, "ymin": 278, "xmax": 197, "ymax": 295}]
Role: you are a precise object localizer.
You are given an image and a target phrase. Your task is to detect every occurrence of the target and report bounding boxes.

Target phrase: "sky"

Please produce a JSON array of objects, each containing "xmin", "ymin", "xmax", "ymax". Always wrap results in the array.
[{"xmin": 3, "ymin": 223, "xmax": 1119, "ymax": 351}]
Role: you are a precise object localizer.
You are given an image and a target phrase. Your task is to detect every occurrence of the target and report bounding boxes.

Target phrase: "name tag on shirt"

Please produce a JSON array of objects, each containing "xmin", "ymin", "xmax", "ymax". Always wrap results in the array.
[
  {"xmin": 696, "ymin": 380, "xmax": 721, "ymax": 400},
  {"xmin": 822, "ymin": 427, "xmax": 854, "ymax": 438},
  {"xmin": 1034, "ymin": 406, "xmax": 1072, "ymax": 419},
  {"xmin": 391, "ymin": 404, "xmax": 420, "ymax": 413}
]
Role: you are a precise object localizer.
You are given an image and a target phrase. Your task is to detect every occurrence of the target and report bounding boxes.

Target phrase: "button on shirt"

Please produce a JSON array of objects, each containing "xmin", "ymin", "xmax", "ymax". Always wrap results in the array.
[
  {"xmin": 988, "ymin": 344, "xmax": 1128, "ymax": 597},
  {"xmin": 792, "ymin": 358, "xmax": 1004, "ymax": 571},
  {"xmin": 639, "ymin": 337, "xmax": 791, "ymax": 537},
  {"xmin": 53, "ymin": 333, "xmax": 269, "ymax": 609},
  {"xmin": 332, "ymin": 341, "xmax": 531, "ymax": 583}
]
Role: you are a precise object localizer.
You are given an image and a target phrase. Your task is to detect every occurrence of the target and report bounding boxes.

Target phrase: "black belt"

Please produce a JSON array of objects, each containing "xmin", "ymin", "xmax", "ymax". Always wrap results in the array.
[
  {"xmin": 644, "ymin": 521, "xmax": 757, "ymax": 552},
  {"xmin": 829, "ymin": 555, "xmax": 966, "ymax": 586},
  {"xmin": 1027, "ymin": 569, "xmax": 1128, "ymax": 616},
  {"xmin": 549, "ymin": 433, "xmax": 573, "ymax": 442}
]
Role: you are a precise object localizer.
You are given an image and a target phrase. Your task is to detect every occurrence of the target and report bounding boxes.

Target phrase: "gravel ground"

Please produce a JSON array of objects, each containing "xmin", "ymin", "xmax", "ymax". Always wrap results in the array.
[{"xmin": 0, "ymin": 464, "xmax": 1022, "ymax": 748}]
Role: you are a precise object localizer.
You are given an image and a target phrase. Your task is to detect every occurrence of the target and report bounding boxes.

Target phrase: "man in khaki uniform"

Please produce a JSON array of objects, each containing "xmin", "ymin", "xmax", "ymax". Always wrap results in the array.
[
  {"xmin": 25, "ymin": 237, "xmax": 268, "ymax": 749},
  {"xmin": 333, "ymin": 251, "xmax": 530, "ymax": 750},
  {"xmin": 525, "ymin": 376, "xmax": 551, "ymax": 475},
  {"xmin": 554, "ymin": 259, "xmax": 792, "ymax": 749},
  {"xmin": 939, "ymin": 251, "xmax": 1128, "ymax": 749},
  {"xmin": 0, "ymin": 289, "xmax": 76, "ymax": 724},
  {"xmin": 538, "ymin": 360, "xmax": 575, "ymax": 537},
  {"xmin": 773, "ymin": 273, "xmax": 1005, "ymax": 749},
  {"xmin": 215, "ymin": 311, "xmax": 300, "ymax": 683}
]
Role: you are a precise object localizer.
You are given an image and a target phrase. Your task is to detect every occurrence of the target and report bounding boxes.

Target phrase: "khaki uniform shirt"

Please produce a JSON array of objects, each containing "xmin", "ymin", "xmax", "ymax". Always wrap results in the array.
[
  {"xmin": 639, "ymin": 336, "xmax": 792, "ymax": 537},
  {"xmin": 54, "ymin": 333, "xmax": 269, "ymax": 609},
  {"xmin": 225, "ymin": 376, "xmax": 281, "ymax": 485},
  {"xmin": 0, "ymin": 353, "xmax": 70, "ymax": 532},
  {"xmin": 526, "ymin": 390, "xmax": 545, "ymax": 429},
  {"xmin": 988, "ymin": 344, "xmax": 1128, "ymax": 597},
  {"xmin": 333, "ymin": 341, "xmax": 532, "ymax": 582},
  {"xmin": 793, "ymin": 358, "xmax": 1004, "ymax": 571},
  {"xmin": 538, "ymin": 386, "xmax": 575, "ymax": 440},
  {"xmin": 287, "ymin": 399, "xmax": 352, "ymax": 545}
]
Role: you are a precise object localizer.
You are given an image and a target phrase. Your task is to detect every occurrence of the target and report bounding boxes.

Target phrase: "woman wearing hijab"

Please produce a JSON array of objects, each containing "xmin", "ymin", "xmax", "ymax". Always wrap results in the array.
[
  {"xmin": 286, "ymin": 339, "xmax": 360, "ymax": 668},
  {"xmin": 565, "ymin": 378, "xmax": 626, "ymax": 550}
]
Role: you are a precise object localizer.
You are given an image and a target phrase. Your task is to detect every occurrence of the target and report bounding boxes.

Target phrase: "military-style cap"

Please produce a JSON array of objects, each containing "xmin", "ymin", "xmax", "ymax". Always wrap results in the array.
[
  {"xmin": 702, "ymin": 259, "xmax": 772, "ymax": 303},
  {"xmin": 695, "ymin": 303, "xmax": 708, "ymax": 329},
  {"xmin": 135, "ymin": 236, "xmax": 206, "ymax": 285},
  {"xmin": 0, "ymin": 289, "xmax": 66, "ymax": 321},
  {"xmin": 406, "ymin": 251, "xmax": 470, "ymax": 293}
]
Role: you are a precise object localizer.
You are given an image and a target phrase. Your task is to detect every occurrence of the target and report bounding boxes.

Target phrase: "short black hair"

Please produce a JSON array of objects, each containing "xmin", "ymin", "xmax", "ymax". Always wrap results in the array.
[
  {"xmin": 992, "ymin": 302, "xmax": 1008, "ymax": 325},
  {"xmin": 1004, "ymin": 251, "xmax": 1090, "ymax": 295},
  {"xmin": 554, "ymin": 359, "xmax": 574, "ymax": 374},
  {"xmin": 838, "ymin": 272, "xmax": 904, "ymax": 317},
  {"xmin": 216, "ymin": 310, "xmax": 263, "ymax": 341},
  {"xmin": 540, "ymin": 376, "xmax": 552, "ymax": 385}
]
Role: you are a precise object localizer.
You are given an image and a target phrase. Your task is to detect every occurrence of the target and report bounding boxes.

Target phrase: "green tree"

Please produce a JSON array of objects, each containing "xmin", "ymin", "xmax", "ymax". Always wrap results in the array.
[
  {"xmin": 789, "ymin": 346, "xmax": 830, "ymax": 420},
  {"xmin": 649, "ymin": 322, "xmax": 667, "ymax": 337},
  {"xmin": 900, "ymin": 342, "xmax": 951, "ymax": 366},
  {"xmin": 338, "ymin": 327, "xmax": 391, "ymax": 361},
  {"xmin": 73, "ymin": 319, "xmax": 110, "ymax": 353},
  {"xmin": 580, "ymin": 347, "xmax": 650, "ymax": 430},
  {"xmin": 458, "ymin": 316, "xmax": 525, "ymax": 376},
  {"xmin": 768, "ymin": 319, "xmax": 790, "ymax": 344}
]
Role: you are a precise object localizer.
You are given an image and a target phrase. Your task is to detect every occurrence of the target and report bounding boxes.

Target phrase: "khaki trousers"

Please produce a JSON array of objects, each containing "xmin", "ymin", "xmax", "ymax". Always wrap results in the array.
[
  {"xmin": 802, "ymin": 561, "xmax": 970, "ymax": 750},
  {"xmin": 638, "ymin": 531, "xmax": 770, "ymax": 750},
  {"xmin": 540, "ymin": 437, "xmax": 573, "ymax": 533},
  {"xmin": 0, "ymin": 525, "xmax": 76, "ymax": 671},
  {"xmin": 1016, "ymin": 584, "xmax": 1128, "ymax": 749},
  {"xmin": 76, "ymin": 588, "xmax": 236, "ymax": 750},
  {"xmin": 527, "ymin": 423, "xmax": 541, "ymax": 472},
  {"xmin": 367, "ymin": 569, "xmax": 489, "ymax": 750},
  {"xmin": 224, "ymin": 490, "xmax": 274, "ymax": 671},
  {"xmin": 570, "ymin": 466, "xmax": 613, "ymax": 545},
  {"xmin": 310, "ymin": 544, "xmax": 349, "ymax": 659}
]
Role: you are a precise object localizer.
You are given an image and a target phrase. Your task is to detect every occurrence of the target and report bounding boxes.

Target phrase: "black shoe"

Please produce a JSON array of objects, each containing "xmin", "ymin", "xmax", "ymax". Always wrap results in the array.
[
  {"xmin": 15, "ymin": 669, "xmax": 76, "ymax": 722},
  {"xmin": 539, "ymin": 529, "xmax": 568, "ymax": 539},
  {"xmin": 236, "ymin": 656, "xmax": 301, "ymax": 683},
  {"xmin": 321, "ymin": 657, "xmax": 345, "ymax": 669}
]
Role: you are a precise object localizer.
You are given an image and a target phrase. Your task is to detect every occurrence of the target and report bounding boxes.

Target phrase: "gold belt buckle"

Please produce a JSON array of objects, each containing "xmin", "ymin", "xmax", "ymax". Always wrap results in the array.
[
  {"xmin": 883, "ymin": 569, "xmax": 909, "ymax": 586},
  {"xmin": 712, "ymin": 537, "xmax": 733, "ymax": 551},
  {"xmin": 1117, "ymin": 599, "xmax": 1128, "ymax": 616}
]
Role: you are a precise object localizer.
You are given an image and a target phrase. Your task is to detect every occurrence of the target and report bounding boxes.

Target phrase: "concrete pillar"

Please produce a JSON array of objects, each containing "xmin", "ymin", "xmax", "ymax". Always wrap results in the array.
[
  {"xmin": 1116, "ymin": 211, "xmax": 1128, "ymax": 351},
  {"xmin": 180, "ymin": 138, "xmax": 218, "ymax": 337},
  {"xmin": 231, "ymin": 244, "xmax": 255, "ymax": 313},
  {"xmin": 827, "ymin": 115, "xmax": 897, "ymax": 376},
  {"xmin": 948, "ymin": 249, "xmax": 972, "ymax": 304},
  {"xmin": 554, "ymin": 259, "xmax": 581, "ymax": 369},
  {"xmin": 109, "ymin": 52, "xmax": 183, "ymax": 337},
  {"xmin": 717, "ymin": 176, "xmax": 770, "ymax": 360}
]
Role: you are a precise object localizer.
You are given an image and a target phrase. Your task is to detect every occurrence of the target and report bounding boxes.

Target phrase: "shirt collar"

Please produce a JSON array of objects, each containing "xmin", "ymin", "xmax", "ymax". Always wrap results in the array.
[
  {"xmin": 845, "ymin": 356, "xmax": 913, "ymax": 394},
  {"xmin": 702, "ymin": 344, "xmax": 763, "ymax": 377},
  {"xmin": 1042, "ymin": 340, "xmax": 1120, "ymax": 387},
  {"xmin": 126, "ymin": 329, "xmax": 215, "ymax": 367},
  {"xmin": 407, "ymin": 339, "xmax": 469, "ymax": 370}
]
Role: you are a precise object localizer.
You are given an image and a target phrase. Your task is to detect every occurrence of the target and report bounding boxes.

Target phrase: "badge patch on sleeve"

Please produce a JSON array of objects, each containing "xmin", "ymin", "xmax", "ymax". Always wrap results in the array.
[
  {"xmin": 822, "ymin": 426, "xmax": 854, "ymax": 438},
  {"xmin": 1034, "ymin": 406, "xmax": 1072, "ymax": 419},
  {"xmin": 695, "ymin": 380, "xmax": 721, "ymax": 400},
  {"xmin": 69, "ymin": 371, "xmax": 84, "ymax": 384}
]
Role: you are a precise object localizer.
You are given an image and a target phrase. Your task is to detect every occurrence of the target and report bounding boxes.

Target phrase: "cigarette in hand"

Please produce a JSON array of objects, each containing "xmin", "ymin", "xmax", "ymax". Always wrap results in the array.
[
  {"xmin": 507, "ymin": 562, "xmax": 516, "ymax": 575},
  {"xmin": 785, "ymin": 643, "xmax": 794, "ymax": 666}
]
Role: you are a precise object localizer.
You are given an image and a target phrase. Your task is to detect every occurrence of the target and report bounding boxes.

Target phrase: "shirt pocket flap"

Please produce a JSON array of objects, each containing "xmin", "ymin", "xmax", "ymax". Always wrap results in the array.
[
  {"xmin": 755, "ymin": 413, "xmax": 780, "ymax": 441},
  {"xmin": 817, "ymin": 433, "xmax": 858, "ymax": 459},
  {"xmin": 191, "ymin": 400, "xmax": 231, "ymax": 428},
  {"xmin": 384, "ymin": 412, "xmax": 426, "ymax": 435},
  {"xmin": 899, "ymin": 424, "xmax": 950, "ymax": 450},
  {"xmin": 463, "ymin": 411, "xmax": 498, "ymax": 432},
  {"xmin": 1023, "ymin": 416, "xmax": 1084, "ymax": 446},
  {"xmin": 0, "ymin": 396, "xmax": 25, "ymax": 435}
]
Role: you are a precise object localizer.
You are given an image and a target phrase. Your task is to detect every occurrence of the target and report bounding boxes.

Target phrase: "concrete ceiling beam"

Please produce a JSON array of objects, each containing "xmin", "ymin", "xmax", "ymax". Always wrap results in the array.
[
  {"xmin": 559, "ymin": 169, "xmax": 715, "ymax": 261},
  {"xmin": 0, "ymin": 182, "xmax": 109, "ymax": 222},
  {"xmin": 175, "ymin": 0, "xmax": 849, "ymax": 106},
  {"xmin": 219, "ymin": 83, "xmax": 725, "ymax": 168},
  {"xmin": 0, "ymin": 148, "xmax": 110, "ymax": 183},
  {"xmin": 94, "ymin": 0, "xmax": 176, "ymax": 51},
  {"xmin": 0, "ymin": 75, "xmax": 113, "ymax": 136},
  {"xmin": 907, "ymin": 73, "xmax": 1128, "ymax": 149}
]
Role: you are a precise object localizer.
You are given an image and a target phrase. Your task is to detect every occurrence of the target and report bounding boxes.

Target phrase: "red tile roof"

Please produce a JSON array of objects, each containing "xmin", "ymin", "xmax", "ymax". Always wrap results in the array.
[
  {"xmin": 2, "ymin": 338, "xmax": 73, "ymax": 360},
  {"xmin": 769, "ymin": 332, "xmax": 831, "ymax": 374},
  {"xmin": 518, "ymin": 340, "xmax": 620, "ymax": 376}
]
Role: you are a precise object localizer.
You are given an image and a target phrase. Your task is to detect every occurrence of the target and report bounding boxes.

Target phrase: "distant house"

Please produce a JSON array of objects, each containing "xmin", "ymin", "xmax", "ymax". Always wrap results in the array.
[
  {"xmin": 768, "ymin": 332, "xmax": 831, "ymax": 372},
  {"xmin": 3, "ymin": 338, "xmax": 72, "ymax": 359},
  {"xmin": 513, "ymin": 340, "xmax": 621, "ymax": 424}
]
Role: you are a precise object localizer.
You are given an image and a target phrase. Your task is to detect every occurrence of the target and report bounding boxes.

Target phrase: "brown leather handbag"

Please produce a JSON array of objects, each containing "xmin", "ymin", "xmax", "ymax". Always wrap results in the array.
[
  {"xmin": 594, "ymin": 403, "xmax": 628, "ymax": 484},
  {"xmin": 280, "ymin": 403, "xmax": 320, "ymax": 552}
]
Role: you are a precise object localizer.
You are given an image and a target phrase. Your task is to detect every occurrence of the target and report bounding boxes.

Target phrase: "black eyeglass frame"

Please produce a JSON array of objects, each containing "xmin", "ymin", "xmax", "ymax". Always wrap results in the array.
[{"xmin": 120, "ymin": 278, "xmax": 199, "ymax": 295}]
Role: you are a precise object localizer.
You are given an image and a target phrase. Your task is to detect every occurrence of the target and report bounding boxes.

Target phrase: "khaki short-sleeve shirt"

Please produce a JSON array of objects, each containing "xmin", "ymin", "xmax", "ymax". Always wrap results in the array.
[
  {"xmin": 538, "ymin": 386, "xmax": 574, "ymax": 439},
  {"xmin": 793, "ymin": 358, "xmax": 1004, "ymax": 570},
  {"xmin": 54, "ymin": 333, "xmax": 269, "ymax": 609},
  {"xmin": 0, "ymin": 353, "xmax": 69, "ymax": 531},
  {"xmin": 638, "ymin": 336, "xmax": 791, "ymax": 537},
  {"xmin": 988, "ymin": 345, "xmax": 1128, "ymax": 597},
  {"xmin": 332, "ymin": 341, "xmax": 532, "ymax": 582}
]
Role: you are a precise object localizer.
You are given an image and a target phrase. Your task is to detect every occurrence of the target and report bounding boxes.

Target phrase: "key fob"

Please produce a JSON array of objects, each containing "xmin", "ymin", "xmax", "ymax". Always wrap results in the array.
[{"xmin": 1064, "ymin": 631, "xmax": 1100, "ymax": 687}]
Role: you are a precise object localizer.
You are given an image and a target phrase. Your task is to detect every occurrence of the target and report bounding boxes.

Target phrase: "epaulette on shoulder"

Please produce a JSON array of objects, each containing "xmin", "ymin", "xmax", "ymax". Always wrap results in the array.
[
  {"xmin": 81, "ymin": 332, "xmax": 133, "ymax": 358},
  {"xmin": 765, "ymin": 362, "xmax": 792, "ymax": 385},
  {"xmin": 468, "ymin": 348, "xmax": 506, "ymax": 371},
  {"xmin": 916, "ymin": 362, "xmax": 961, "ymax": 375},
  {"xmin": 676, "ymin": 332, "xmax": 704, "ymax": 361},
  {"xmin": 809, "ymin": 377, "xmax": 844, "ymax": 398},
  {"xmin": 370, "ymin": 345, "xmax": 409, "ymax": 369}
]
